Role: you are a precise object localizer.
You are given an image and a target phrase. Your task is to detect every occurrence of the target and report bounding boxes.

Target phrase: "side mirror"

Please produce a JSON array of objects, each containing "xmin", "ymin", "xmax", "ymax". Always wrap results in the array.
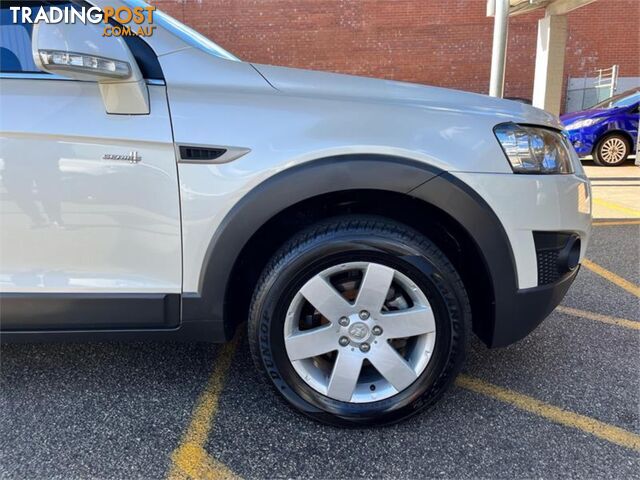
[{"xmin": 32, "ymin": 20, "xmax": 149, "ymax": 114}]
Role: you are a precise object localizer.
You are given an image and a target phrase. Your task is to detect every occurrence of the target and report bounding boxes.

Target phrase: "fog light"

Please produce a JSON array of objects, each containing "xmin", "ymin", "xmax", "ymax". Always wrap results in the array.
[
  {"xmin": 533, "ymin": 232, "xmax": 582, "ymax": 285},
  {"xmin": 559, "ymin": 235, "xmax": 581, "ymax": 272}
]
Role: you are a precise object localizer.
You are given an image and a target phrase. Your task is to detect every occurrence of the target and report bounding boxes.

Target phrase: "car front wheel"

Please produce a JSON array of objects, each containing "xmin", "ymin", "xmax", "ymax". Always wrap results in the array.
[
  {"xmin": 594, "ymin": 133, "xmax": 630, "ymax": 166},
  {"xmin": 248, "ymin": 215, "xmax": 471, "ymax": 426}
]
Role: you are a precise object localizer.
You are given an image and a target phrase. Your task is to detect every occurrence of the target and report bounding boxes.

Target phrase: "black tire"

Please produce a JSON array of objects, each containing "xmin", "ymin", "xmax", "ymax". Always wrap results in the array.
[
  {"xmin": 593, "ymin": 133, "xmax": 630, "ymax": 166},
  {"xmin": 248, "ymin": 215, "xmax": 471, "ymax": 426}
]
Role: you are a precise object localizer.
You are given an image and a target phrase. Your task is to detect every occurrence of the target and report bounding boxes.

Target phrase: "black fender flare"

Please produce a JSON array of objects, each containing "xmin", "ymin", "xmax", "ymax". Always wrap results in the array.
[
  {"xmin": 182, "ymin": 154, "xmax": 519, "ymax": 347},
  {"xmin": 409, "ymin": 174, "xmax": 518, "ymax": 346}
]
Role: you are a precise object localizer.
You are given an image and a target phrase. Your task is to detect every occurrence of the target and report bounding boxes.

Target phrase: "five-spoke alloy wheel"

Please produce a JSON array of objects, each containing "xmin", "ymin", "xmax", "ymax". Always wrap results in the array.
[{"xmin": 249, "ymin": 216, "xmax": 471, "ymax": 426}]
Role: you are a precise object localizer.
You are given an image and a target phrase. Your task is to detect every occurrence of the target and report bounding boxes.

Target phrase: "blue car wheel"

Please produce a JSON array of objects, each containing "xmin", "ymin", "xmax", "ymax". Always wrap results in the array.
[{"xmin": 594, "ymin": 133, "xmax": 631, "ymax": 166}]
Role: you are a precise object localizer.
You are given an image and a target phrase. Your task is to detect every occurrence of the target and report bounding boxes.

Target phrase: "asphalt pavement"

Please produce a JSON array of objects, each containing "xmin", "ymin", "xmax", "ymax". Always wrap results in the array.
[{"xmin": 1, "ymin": 212, "xmax": 639, "ymax": 480}]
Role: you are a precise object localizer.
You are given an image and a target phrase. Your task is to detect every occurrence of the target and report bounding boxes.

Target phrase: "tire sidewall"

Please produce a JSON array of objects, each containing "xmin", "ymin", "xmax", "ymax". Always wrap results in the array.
[{"xmin": 251, "ymin": 230, "xmax": 468, "ymax": 426}]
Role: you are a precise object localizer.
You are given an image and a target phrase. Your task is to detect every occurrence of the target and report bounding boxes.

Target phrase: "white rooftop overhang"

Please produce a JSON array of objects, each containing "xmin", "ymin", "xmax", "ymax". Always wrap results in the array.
[
  {"xmin": 486, "ymin": 0, "xmax": 598, "ymax": 114},
  {"xmin": 487, "ymin": 0, "xmax": 597, "ymax": 17}
]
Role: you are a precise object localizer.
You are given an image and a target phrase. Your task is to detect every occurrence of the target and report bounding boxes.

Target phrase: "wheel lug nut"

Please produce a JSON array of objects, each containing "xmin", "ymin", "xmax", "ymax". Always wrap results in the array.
[
  {"xmin": 339, "ymin": 336, "xmax": 350, "ymax": 347},
  {"xmin": 359, "ymin": 343, "xmax": 370, "ymax": 353},
  {"xmin": 338, "ymin": 316, "xmax": 350, "ymax": 327},
  {"xmin": 359, "ymin": 310, "xmax": 370, "ymax": 320},
  {"xmin": 372, "ymin": 326, "xmax": 382, "ymax": 336}
]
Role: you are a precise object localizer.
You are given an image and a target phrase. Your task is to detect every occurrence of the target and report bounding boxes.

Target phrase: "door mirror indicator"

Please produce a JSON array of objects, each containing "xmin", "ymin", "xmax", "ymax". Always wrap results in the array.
[{"xmin": 37, "ymin": 50, "xmax": 132, "ymax": 79}]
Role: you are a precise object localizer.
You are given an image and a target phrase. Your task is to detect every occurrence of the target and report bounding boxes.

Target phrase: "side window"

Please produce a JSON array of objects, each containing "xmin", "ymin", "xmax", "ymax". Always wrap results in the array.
[
  {"xmin": 613, "ymin": 93, "xmax": 640, "ymax": 108},
  {"xmin": 1, "ymin": 1, "xmax": 78, "ymax": 74},
  {"xmin": 0, "ymin": 5, "xmax": 40, "ymax": 73}
]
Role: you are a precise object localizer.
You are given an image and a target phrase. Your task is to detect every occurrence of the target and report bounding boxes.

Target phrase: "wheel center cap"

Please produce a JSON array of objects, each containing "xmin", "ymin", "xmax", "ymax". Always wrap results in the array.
[{"xmin": 348, "ymin": 322, "xmax": 370, "ymax": 341}]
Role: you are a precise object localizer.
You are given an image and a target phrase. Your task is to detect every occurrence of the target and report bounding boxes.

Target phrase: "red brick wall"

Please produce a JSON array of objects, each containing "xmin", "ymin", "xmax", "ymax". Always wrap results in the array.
[{"xmin": 150, "ymin": 0, "xmax": 639, "ymax": 102}]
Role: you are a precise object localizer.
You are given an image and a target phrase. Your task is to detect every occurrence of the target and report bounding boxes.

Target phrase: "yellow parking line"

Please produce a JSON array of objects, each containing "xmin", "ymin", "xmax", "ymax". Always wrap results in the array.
[
  {"xmin": 592, "ymin": 220, "xmax": 640, "ymax": 227},
  {"xmin": 171, "ymin": 442, "xmax": 237, "ymax": 480},
  {"xmin": 167, "ymin": 333, "xmax": 242, "ymax": 480},
  {"xmin": 592, "ymin": 198, "xmax": 640, "ymax": 217},
  {"xmin": 556, "ymin": 306, "xmax": 640, "ymax": 330},
  {"xmin": 456, "ymin": 375, "xmax": 640, "ymax": 452},
  {"xmin": 582, "ymin": 259, "xmax": 640, "ymax": 297}
]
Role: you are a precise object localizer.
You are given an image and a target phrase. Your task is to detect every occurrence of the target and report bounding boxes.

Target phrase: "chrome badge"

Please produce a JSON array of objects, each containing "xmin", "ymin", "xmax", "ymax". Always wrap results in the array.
[
  {"xmin": 348, "ymin": 323, "xmax": 370, "ymax": 340},
  {"xmin": 102, "ymin": 151, "xmax": 142, "ymax": 163}
]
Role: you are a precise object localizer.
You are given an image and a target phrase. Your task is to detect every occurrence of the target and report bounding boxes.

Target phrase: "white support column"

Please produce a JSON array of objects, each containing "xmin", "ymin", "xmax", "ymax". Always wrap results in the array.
[
  {"xmin": 532, "ymin": 12, "xmax": 568, "ymax": 115},
  {"xmin": 489, "ymin": 0, "xmax": 509, "ymax": 97}
]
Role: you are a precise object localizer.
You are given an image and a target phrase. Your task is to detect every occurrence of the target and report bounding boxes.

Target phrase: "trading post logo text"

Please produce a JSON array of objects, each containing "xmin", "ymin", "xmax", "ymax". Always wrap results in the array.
[{"xmin": 9, "ymin": 5, "xmax": 156, "ymax": 37}]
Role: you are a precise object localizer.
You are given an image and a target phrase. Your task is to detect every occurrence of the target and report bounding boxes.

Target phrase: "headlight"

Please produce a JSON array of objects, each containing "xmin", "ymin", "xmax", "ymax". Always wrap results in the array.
[
  {"xmin": 565, "ymin": 117, "xmax": 602, "ymax": 130},
  {"xmin": 494, "ymin": 123, "xmax": 574, "ymax": 174}
]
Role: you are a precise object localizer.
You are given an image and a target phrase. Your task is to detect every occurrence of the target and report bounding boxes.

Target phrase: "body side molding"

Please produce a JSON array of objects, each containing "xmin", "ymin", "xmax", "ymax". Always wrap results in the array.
[{"xmin": 0, "ymin": 293, "xmax": 180, "ymax": 331}]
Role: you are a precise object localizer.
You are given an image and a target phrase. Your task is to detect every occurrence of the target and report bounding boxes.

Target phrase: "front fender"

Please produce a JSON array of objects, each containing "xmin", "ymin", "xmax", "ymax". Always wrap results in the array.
[
  {"xmin": 182, "ymin": 154, "xmax": 523, "ymax": 348},
  {"xmin": 181, "ymin": 155, "xmax": 441, "ymax": 337}
]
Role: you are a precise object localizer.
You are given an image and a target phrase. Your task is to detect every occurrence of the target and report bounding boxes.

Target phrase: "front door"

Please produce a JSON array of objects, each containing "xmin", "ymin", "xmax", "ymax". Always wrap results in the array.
[{"xmin": 0, "ymin": 3, "xmax": 181, "ymax": 330}]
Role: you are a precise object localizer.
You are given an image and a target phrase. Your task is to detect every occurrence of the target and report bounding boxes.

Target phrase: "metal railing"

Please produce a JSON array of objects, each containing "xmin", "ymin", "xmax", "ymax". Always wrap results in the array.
[
  {"xmin": 565, "ymin": 65, "xmax": 619, "ymax": 112},
  {"xmin": 594, "ymin": 65, "xmax": 619, "ymax": 103}
]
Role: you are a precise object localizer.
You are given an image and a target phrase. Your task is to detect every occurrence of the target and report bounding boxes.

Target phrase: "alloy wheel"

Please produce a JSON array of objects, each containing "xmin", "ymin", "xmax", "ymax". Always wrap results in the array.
[
  {"xmin": 284, "ymin": 261, "xmax": 436, "ymax": 403},
  {"xmin": 599, "ymin": 136, "xmax": 628, "ymax": 164}
]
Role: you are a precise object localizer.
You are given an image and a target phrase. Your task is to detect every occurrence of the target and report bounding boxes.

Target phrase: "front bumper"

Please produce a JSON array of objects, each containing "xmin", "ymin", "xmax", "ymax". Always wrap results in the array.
[
  {"xmin": 452, "ymin": 172, "xmax": 592, "ymax": 289},
  {"xmin": 448, "ymin": 171, "xmax": 591, "ymax": 346},
  {"xmin": 493, "ymin": 267, "xmax": 579, "ymax": 346},
  {"xmin": 565, "ymin": 129, "xmax": 597, "ymax": 156}
]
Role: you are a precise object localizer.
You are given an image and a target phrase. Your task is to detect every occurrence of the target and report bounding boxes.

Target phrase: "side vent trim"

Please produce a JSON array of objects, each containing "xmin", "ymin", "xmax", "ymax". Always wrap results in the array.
[
  {"xmin": 177, "ymin": 144, "xmax": 251, "ymax": 164},
  {"xmin": 179, "ymin": 146, "xmax": 226, "ymax": 161}
]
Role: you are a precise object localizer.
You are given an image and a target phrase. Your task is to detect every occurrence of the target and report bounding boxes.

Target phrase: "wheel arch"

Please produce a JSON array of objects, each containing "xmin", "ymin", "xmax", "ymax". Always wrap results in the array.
[{"xmin": 182, "ymin": 154, "xmax": 518, "ymax": 347}]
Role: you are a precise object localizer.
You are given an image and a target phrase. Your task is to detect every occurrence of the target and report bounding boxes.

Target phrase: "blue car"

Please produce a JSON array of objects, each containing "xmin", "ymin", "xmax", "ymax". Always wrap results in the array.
[{"xmin": 561, "ymin": 89, "xmax": 639, "ymax": 166}]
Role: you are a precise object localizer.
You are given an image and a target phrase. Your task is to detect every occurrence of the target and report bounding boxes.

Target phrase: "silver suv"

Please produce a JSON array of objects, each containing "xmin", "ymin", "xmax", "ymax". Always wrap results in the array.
[{"xmin": 0, "ymin": 0, "xmax": 592, "ymax": 425}]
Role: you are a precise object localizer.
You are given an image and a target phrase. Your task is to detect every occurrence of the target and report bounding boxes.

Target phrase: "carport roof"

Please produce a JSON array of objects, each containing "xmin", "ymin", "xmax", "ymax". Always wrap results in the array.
[{"xmin": 487, "ymin": 0, "xmax": 597, "ymax": 16}]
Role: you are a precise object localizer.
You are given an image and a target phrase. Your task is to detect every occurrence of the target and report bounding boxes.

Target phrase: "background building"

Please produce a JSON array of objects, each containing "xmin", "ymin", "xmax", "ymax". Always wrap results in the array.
[{"xmin": 150, "ymin": 0, "xmax": 639, "ymax": 113}]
